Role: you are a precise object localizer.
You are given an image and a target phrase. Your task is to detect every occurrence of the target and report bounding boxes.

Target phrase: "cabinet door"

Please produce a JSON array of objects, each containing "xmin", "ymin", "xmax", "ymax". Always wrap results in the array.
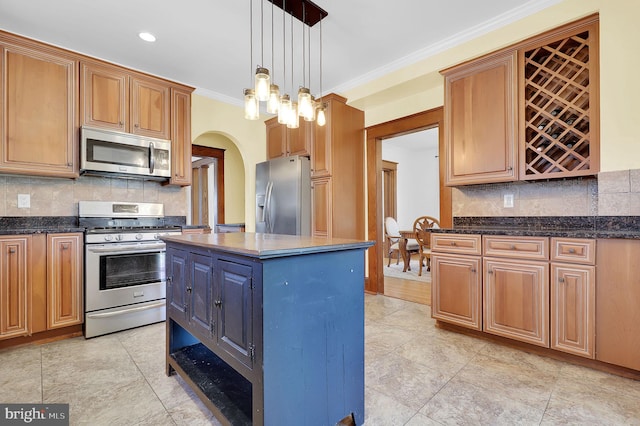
[
  {"xmin": 81, "ymin": 61, "xmax": 128, "ymax": 132},
  {"xmin": 189, "ymin": 253, "xmax": 214, "ymax": 339},
  {"xmin": 0, "ymin": 236, "xmax": 30, "ymax": 339},
  {"xmin": 288, "ymin": 120, "xmax": 312, "ymax": 157},
  {"xmin": 166, "ymin": 247, "xmax": 188, "ymax": 321},
  {"xmin": 169, "ymin": 87, "xmax": 192, "ymax": 186},
  {"xmin": 595, "ymin": 239, "xmax": 640, "ymax": 371},
  {"xmin": 431, "ymin": 254, "xmax": 482, "ymax": 330},
  {"xmin": 130, "ymin": 75, "xmax": 170, "ymax": 139},
  {"xmin": 311, "ymin": 177, "xmax": 332, "ymax": 238},
  {"xmin": 47, "ymin": 233, "xmax": 83, "ymax": 329},
  {"xmin": 483, "ymin": 258, "xmax": 549, "ymax": 347},
  {"xmin": 2, "ymin": 43, "xmax": 78, "ymax": 177},
  {"xmin": 444, "ymin": 51, "xmax": 517, "ymax": 185},
  {"xmin": 311, "ymin": 108, "xmax": 331, "ymax": 177},
  {"xmin": 550, "ymin": 263, "xmax": 595, "ymax": 358},
  {"xmin": 216, "ymin": 259, "xmax": 255, "ymax": 370},
  {"xmin": 266, "ymin": 117, "xmax": 287, "ymax": 159}
]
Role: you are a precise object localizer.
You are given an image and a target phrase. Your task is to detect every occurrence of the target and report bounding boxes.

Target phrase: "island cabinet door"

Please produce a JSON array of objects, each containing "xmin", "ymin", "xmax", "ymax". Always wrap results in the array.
[
  {"xmin": 483, "ymin": 258, "xmax": 549, "ymax": 347},
  {"xmin": 189, "ymin": 253, "xmax": 215, "ymax": 341},
  {"xmin": 166, "ymin": 247, "xmax": 188, "ymax": 322},
  {"xmin": 431, "ymin": 253, "xmax": 482, "ymax": 330},
  {"xmin": 215, "ymin": 258, "xmax": 257, "ymax": 373}
]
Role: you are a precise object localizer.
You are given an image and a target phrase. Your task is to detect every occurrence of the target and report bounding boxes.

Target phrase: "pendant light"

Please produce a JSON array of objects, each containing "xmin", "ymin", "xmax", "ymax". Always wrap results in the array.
[
  {"xmin": 254, "ymin": 0, "xmax": 270, "ymax": 101},
  {"xmin": 286, "ymin": 11, "xmax": 299, "ymax": 129},
  {"xmin": 266, "ymin": 0, "xmax": 280, "ymax": 113}
]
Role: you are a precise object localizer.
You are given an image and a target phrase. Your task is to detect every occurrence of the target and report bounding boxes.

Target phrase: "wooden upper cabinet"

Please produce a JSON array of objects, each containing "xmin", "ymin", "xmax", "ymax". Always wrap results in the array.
[
  {"xmin": 443, "ymin": 50, "xmax": 517, "ymax": 186},
  {"xmin": 1, "ymin": 41, "xmax": 78, "ymax": 178},
  {"xmin": 81, "ymin": 61, "xmax": 171, "ymax": 140},
  {"xmin": 519, "ymin": 16, "xmax": 599, "ymax": 179},
  {"xmin": 265, "ymin": 117, "xmax": 311, "ymax": 160},
  {"xmin": 169, "ymin": 87, "xmax": 193, "ymax": 186},
  {"xmin": 81, "ymin": 61, "xmax": 128, "ymax": 132},
  {"xmin": 130, "ymin": 75, "xmax": 170, "ymax": 139}
]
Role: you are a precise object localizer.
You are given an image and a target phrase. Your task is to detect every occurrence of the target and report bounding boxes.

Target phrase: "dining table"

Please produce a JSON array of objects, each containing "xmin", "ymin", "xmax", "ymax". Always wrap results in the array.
[{"xmin": 398, "ymin": 229, "xmax": 417, "ymax": 272}]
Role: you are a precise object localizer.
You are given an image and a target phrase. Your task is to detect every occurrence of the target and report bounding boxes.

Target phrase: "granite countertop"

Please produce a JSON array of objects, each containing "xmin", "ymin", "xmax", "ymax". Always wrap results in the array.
[
  {"xmin": 161, "ymin": 232, "xmax": 374, "ymax": 259},
  {"xmin": 0, "ymin": 216, "xmax": 84, "ymax": 234},
  {"xmin": 434, "ymin": 216, "xmax": 640, "ymax": 239}
]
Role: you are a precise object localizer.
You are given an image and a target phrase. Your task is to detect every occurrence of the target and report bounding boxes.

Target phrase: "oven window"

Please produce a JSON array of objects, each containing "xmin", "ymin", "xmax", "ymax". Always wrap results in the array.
[{"xmin": 99, "ymin": 251, "xmax": 165, "ymax": 290}]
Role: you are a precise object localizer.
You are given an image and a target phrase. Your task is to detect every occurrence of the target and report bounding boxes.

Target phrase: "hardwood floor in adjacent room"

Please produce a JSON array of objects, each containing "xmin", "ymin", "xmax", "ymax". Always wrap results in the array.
[{"xmin": 383, "ymin": 258, "xmax": 431, "ymax": 305}]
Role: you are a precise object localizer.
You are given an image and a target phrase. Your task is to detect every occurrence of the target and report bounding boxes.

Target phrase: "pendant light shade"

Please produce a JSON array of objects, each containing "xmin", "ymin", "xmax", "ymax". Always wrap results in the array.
[
  {"xmin": 316, "ymin": 102, "xmax": 326, "ymax": 126},
  {"xmin": 267, "ymin": 84, "xmax": 280, "ymax": 113},
  {"xmin": 278, "ymin": 94, "xmax": 291, "ymax": 124},
  {"xmin": 287, "ymin": 102, "xmax": 299, "ymax": 128},
  {"xmin": 255, "ymin": 67, "xmax": 271, "ymax": 101},
  {"xmin": 298, "ymin": 87, "xmax": 313, "ymax": 120},
  {"xmin": 244, "ymin": 88, "xmax": 260, "ymax": 120}
]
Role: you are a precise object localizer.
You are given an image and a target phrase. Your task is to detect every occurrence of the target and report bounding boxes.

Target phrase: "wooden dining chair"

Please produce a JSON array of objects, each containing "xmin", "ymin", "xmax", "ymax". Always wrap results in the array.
[
  {"xmin": 384, "ymin": 217, "xmax": 419, "ymax": 267},
  {"xmin": 413, "ymin": 216, "xmax": 440, "ymax": 276}
]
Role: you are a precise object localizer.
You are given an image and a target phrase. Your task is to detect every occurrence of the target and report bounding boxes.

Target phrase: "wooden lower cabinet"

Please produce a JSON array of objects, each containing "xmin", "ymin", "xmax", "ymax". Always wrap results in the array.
[
  {"xmin": 550, "ymin": 262, "xmax": 595, "ymax": 358},
  {"xmin": 595, "ymin": 239, "xmax": 640, "ymax": 371},
  {"xmin": 311, "ymin": 177, "xmax": 331, "ymax": 238},
  {"xmin": 47, "ymin": 233, "xmax": 83, "ymax": 329},
  {"xmin": 0, "ymin": 236, "xmax": 30, "ymax": 339},
  {"xmin": 483, "ymin": 258, "xmax": 549, "ymax": 347},
  {"xmin": 431, "ymin": 253, "xmax": 482, "ymax": 330}
]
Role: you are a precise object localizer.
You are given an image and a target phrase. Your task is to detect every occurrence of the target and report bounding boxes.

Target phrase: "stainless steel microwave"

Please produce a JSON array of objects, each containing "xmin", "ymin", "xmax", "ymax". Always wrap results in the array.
[{"xmin": 80, "ymin": 126, "xmax": 171, "ymax": 180}]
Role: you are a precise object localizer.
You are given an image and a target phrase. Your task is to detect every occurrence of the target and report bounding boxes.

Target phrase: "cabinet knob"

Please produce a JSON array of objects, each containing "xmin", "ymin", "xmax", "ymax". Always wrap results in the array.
[
  {"xmin": 470, "ymin": 268, "xmax": 476, "ymax": 273},
  {"xmin": 559, "ymin": 277, "xmax": 565, "ymax": 283},
  {"xmin": 186, "ymin": 287, "xmax": 192, "ymax": 293},
  {"xmin": 510, "ymin": 245, "xmax": 516, "ymax": 250},
  {"xmin": 568, "ymin": 248, "xmax": 576, "ymax": 254},
  {"xmin": 8, "ymin": 247, "xmax": 16, "ymax": 254},
  {"xmin": 214, "ymin": 299, "xmax": 222, "ymax": 307},
  {"xmin": 450, "ymin": 241, "xmax": 456, "ymax": 246},
  {"xmin": 488, "ymin": 269, "xmax": 493, "ymax": 274}
]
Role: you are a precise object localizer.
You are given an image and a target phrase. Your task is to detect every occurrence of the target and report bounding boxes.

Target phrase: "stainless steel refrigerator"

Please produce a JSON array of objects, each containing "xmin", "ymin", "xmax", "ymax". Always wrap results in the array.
[{"xmin": 255, "ymin": 156, "xmax": 311, "ymax": 235}]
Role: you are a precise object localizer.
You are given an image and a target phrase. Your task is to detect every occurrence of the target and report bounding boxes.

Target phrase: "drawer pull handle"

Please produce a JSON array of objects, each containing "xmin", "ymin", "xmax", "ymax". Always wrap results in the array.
[
  {"xmin": 450, "ymin": 242, "xmax": 456, "ymax": 246},
  {"xmin": 568, "ymin": 248, "xmax": 576, "ymax": 254},
  {"xmin": 510, "ymin": 245, "xmax": 516, "ymax": 250}
]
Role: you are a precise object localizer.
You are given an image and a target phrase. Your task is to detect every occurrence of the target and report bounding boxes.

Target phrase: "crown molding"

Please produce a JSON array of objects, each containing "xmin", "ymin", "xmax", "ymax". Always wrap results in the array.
[{"xmin": 331, "ymin": 0, "xmax": 562, "ymax": 95}]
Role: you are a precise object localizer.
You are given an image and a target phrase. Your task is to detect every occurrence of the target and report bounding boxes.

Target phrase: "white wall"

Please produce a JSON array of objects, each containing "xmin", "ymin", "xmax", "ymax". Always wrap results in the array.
[{"xmin": 382, "ymin": 129, "xmax": 439, "ymax": 230}]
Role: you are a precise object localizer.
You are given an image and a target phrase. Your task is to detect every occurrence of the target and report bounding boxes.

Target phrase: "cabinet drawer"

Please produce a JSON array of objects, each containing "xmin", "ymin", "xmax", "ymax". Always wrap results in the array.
[
  {"xmin": 431, "ymin": 234, "xmax": 481, "ymax": 256},
  {"xmin": 551, "ymin": 238, "xmax": 595, "ymax": 265},
  {"xmin": 483, "ymin": 235, "xmax": 548, "ymax": 260}
]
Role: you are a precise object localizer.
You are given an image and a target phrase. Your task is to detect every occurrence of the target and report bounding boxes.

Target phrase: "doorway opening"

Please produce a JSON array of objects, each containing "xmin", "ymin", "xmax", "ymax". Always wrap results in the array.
[
  {"xmin": 365, "ymin": 107, "xmax": 451, "ymax": 296},
  {"xmin": 191, "ymin": 145, "xmax": 225, "ymax": 229}
]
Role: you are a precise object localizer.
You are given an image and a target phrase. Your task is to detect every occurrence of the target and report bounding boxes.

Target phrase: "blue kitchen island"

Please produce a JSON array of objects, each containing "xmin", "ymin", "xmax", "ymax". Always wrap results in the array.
[{"xmin": 161, "ymin": 232, "xmax": 373, "ymax": 426}]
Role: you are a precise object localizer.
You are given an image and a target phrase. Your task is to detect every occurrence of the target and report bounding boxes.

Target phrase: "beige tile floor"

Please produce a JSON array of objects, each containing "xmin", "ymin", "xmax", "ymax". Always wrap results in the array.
[{"xmin": 1, "ymin": 294, "xmax": 640, "ymax": 425}]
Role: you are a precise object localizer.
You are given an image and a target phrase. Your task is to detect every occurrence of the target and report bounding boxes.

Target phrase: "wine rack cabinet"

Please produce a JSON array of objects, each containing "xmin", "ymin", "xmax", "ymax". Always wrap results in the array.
[{"xmin": 519, "ymin": 18, "xmax": 599, "ymax": 179}]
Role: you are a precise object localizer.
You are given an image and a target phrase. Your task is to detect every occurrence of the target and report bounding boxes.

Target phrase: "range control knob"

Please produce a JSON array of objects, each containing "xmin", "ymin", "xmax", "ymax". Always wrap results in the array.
[
  {"xmin": 153, "ymin": 234, "xmax": 159, "ymax": 240},
  {"xmin": 104, "ymin": 234, "xmax": 113, "ymax": 242},
  {"xmin": 135, "ymin": 234, "xmax": 143, "ymax": 240},
  {"xmin": 115, "ymin": 234, "xmax": 123, "ymax": 241}
]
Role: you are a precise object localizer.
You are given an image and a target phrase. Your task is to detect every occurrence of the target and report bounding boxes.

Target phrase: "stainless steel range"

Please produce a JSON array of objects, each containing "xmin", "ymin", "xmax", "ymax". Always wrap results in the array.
[{"xmin": 79, "ymin": 201, "xmax": 182, "ymax": 338}]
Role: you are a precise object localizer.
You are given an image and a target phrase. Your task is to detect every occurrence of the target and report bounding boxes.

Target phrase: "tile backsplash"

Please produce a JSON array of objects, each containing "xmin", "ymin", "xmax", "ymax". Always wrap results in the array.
[
  {"xmin": 452, "ymin": 169, "xmax": 640, "ymax": 217},
  {"xmin": 0, "ymin": 174, "xmax": 187, "ymax": 217}
]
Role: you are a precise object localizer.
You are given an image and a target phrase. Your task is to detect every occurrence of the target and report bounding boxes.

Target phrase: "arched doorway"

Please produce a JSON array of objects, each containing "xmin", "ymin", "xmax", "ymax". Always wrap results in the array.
[{"xmin": 365, "ymin": 107, "xmax": 451, "ymax": 294}]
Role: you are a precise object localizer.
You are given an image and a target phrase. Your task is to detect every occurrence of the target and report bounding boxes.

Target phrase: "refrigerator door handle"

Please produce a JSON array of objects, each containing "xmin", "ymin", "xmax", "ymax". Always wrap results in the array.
[{"xmin": 264, "ymin": 181, "xmax": 274, "ymax": 233}]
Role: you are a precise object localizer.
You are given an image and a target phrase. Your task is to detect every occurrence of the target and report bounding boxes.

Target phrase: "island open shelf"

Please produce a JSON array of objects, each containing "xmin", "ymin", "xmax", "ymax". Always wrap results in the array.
[{"xmin": 162, "ymin": 232, "xmax": 373, "ymax": 426}]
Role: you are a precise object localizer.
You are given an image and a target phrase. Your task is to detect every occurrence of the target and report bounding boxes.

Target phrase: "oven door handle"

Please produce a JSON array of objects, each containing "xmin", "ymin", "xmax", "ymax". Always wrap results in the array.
[
  {"xmin": 85, "ymin": 300, "xmax": 166, "ymax": 319},
  {"xmin": 87, "ymin": 244, "xmax": 166, "ymax": 254}
]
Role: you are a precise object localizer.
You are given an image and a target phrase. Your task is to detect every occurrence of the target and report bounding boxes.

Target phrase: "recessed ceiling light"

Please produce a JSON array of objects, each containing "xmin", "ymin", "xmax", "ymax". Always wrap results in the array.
[{"xmin": 138, "ymin": 32, "xmax": 156, "ymax": 42}]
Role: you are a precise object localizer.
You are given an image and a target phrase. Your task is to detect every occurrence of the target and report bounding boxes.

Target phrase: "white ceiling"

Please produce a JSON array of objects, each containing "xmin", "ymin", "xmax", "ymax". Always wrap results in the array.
[{"xmin": 0, "ymin": 0, "xmax": 557, "ymax": 105}]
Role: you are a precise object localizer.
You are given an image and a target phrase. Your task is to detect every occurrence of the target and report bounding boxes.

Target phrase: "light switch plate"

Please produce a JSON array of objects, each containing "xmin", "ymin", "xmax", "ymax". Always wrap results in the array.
[
  {"xmin": 17, "ymin": 193, "xmax": 30, "ymax": 208},
  {"xmin": 503, "ymin": 194, "xmax": 514, "ymax": 208}
]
